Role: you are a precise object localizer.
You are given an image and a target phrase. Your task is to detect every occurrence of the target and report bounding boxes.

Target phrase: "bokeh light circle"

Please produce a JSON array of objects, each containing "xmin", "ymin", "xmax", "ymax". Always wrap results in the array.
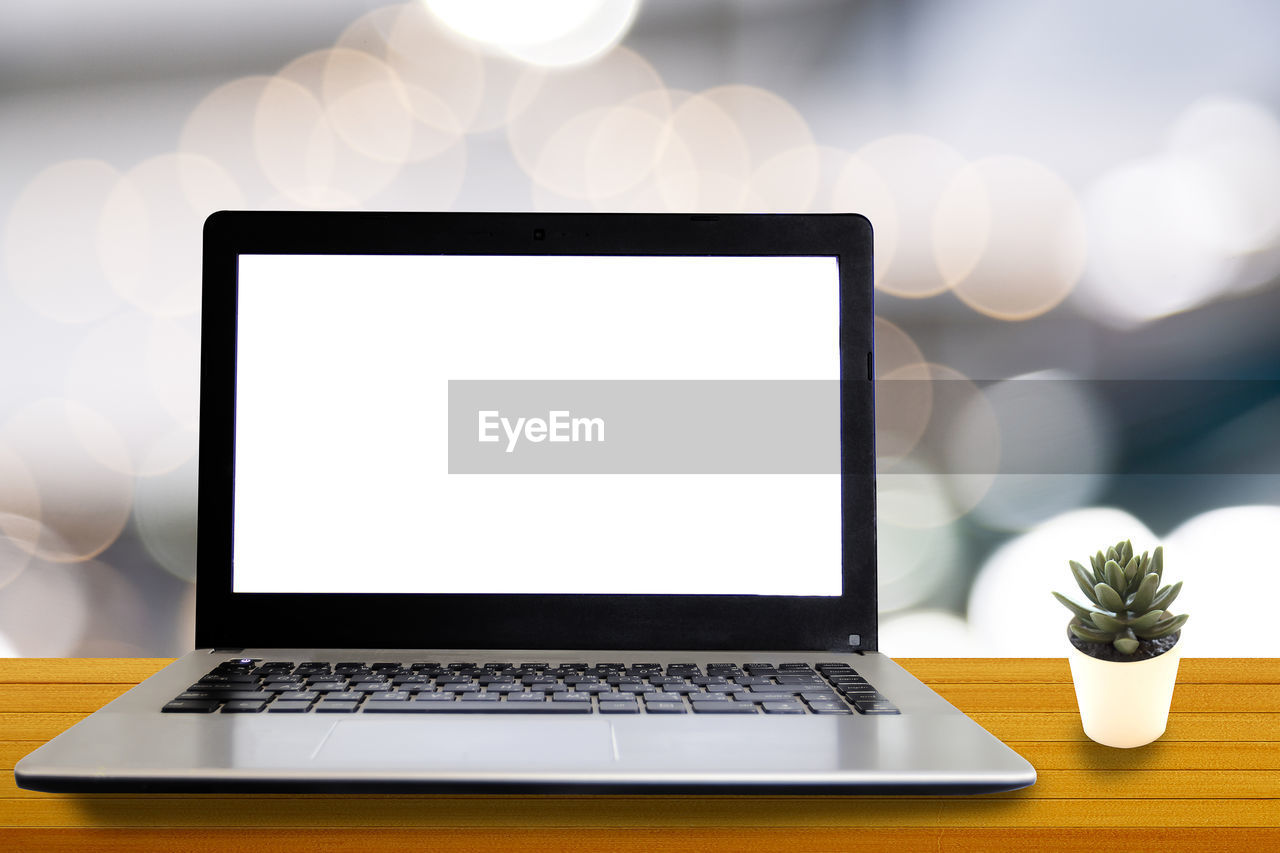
[
  {"xmin": 134, "ymin": 449, "xmax": 199, "ymax": 583},
  {"xmin": 98, "ymin": 153, "xmax": 242, "ymax": 317},
  {"xmin": 697, "ymin": 85, "xmax": 818, "ymax": 212},
  {"xmin": 877, "ymin": 363, "xmax": 999, "ymax": 526},
  {"xmin": 880, "ymin": 610, "xmax": 983, "ymax": 657},
  {"xmin": 507, "ymin": 47, "xmax": 666, "ymax": 199},
  {"xmin": 877, "ymin": 519, "xmax": 962, "ymax": 614},
  {"xmin": 653, "ymin": 90, "xmax": 751, "ymax": 211},
  {"xmin": 1, "ymin": 399, "xmax": 133, "ymax": 563},
  {"xmin": 1075, "ymin": 156, "xmax": 1240, "ymax": 327},
  {"xmin": 846, "ymin": 135, "xmax": 968, "ymax": 298},
  {"xmin": 830, "ymin": 152, "xmax": 899, "ymax": 285},
  {"xmin": 4, "ymin": 160, "xmax": 126, "ymax": 324},
  {"xmin": 1167, "ymin": 96, "xmax": 1280, "ymax": 255},
  {"xmin": 320, "ymin": 48, "xmax": 418, "ymax": 164},
  {"xmin": 0, "ymin": 555, "xmax": 92, "ymax": 656},
  {"xmin": 66, "ymin": 312, "xmax": 198, "ymax": 477},
  {"xmin": 967, "ymin": 371, "xmax": 1115, "ymax": 532},
  {"xmin": 74, "ymin": 559, "xmax": 150, "ymax": 657},
  {"xmin": 968, "ymin": 507, "xmax": 1156, "ymax": 656},
  {"xmin": 345, "ymin": 2, "xmax": 488, "ymax": 133},
  {"xmin": 934, "ymin": 155, "xmax": 1087, "ymax": 321},
  {"xmin": 874, "ymin": 317, "xmax": 931, "ymax": 469},
  {"xmin": 583, "ymin": 90, "xmax": 677, "ymax": 203},
  {"xmin": 0, "ymin": 440, "xmax": 41, "ymax": 590},
  {"xmin": 257, "ymin": 50, "xmax": 412, "ymax": 206},
  {"xmin": 1164, "ymin": 505, "xmax": 1280, "ymax": 656},
  {"xmin": 424, "ymin": 0, "xmax": 641, "ymax": 68},
  {"xmin": 179, "ymin": 76, "xmax": 281, "ymax": 208}
]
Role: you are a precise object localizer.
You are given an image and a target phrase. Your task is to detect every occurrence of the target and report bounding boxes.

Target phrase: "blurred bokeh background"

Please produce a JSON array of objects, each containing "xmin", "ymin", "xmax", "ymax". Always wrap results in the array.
[{"xmin": 2, "ymin": 0, "xmax": 1279, "ymax": 657}]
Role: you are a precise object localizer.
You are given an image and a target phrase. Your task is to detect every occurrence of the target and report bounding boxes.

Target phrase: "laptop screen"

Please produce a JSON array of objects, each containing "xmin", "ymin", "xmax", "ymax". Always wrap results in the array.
[{"xmin": 231, "ymin": 253, "xmax": 843, "ymax": 597}]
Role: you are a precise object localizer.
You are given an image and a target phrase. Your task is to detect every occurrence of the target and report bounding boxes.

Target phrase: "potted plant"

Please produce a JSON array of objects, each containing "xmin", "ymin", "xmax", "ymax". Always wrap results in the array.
[{"xmin": 1052, "ymin": 539, "xmax": 1189, "ymax": 748}]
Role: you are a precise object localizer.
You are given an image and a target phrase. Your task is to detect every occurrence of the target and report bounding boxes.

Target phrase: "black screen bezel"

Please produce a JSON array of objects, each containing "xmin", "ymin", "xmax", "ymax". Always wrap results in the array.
[{"xmin": 196, "ymin": 211, "xmax": 876, "ymax": 652}]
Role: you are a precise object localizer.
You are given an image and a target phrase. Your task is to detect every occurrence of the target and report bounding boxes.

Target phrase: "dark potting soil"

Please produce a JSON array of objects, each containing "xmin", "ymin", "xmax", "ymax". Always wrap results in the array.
[{"xmin": 1068, "ymin": 629, "xmax": 1181, "ymax": 662}]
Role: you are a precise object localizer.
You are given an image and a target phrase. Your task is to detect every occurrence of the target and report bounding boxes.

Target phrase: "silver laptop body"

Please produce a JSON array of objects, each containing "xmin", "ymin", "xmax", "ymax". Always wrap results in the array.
[{"xmin": 16, "ymin": 212, "xmax": 1035, "ymax": 794}]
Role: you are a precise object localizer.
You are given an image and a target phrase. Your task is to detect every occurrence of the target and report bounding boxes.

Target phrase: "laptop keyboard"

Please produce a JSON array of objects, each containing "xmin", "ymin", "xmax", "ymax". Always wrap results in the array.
[{"xmin": 163, "ymin": 659, "xmax": 900, "ymax": 716}]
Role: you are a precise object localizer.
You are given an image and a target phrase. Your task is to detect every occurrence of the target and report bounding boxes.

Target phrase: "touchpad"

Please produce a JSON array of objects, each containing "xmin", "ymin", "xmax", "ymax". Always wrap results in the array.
[{"xmin": 313, "ymin": 718, "xmax": 618, "ymax": 770}]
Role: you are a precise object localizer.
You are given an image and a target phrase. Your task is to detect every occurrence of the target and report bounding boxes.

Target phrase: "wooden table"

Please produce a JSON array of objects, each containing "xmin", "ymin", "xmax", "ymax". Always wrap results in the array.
[{"xmin": 2, "ymin": 658, "xmax": 1277, "ymax": 850}]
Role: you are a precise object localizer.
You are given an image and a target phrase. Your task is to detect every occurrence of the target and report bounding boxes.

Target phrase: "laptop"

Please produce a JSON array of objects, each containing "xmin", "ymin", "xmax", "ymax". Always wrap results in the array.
[{"xmin": 16, "ymin": 211, "xmax": 1034, "ymax": 794}]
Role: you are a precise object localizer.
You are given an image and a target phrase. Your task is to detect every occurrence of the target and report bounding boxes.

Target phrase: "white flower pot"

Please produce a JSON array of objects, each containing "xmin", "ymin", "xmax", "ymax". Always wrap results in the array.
[{"xmin": 1066, "ymin": 634, "xmax": 1183, "ymax": 748}]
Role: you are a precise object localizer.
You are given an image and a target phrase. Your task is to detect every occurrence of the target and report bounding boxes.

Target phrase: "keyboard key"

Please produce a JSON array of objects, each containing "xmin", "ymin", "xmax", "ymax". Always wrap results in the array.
[
  {"xmin": 775, "ymin": 675, "xmax": 824, "ymax": 685},
  {"xmin": 478, "ymin": 675, "xmax": 517, "ymax": 686},
  {"xmin": 267, "ymin": 700, "xmax": 314, "ymax": 713},
  {"xmin": 383, "ymin": 701, "xmax": 592, "ymax": 714},
  {"xmin": 484, "ymin": 683, "xmax": 526, "ymax": 693},
  {"xmin": 368, "ymin": 691, "xmax": 411, "ymax": 702},
  {"xmin": 163, "ymin": 699, "xmax": 219, "ymax": 713},
  {"xmin": 616, "ymin": 683, "xmax": 655, "ymax": 694},
  {"xmin": 800, "ymin": 691, "xmax": 842, "ymax": 703},
  {"xmin": 827, "ymin": 674, "xmax": 868, "ymax": 684},
  {"xmin": 644, "ymin": 702, "xmax": 687, "ymax": 714},
  {"xmin": 702, "ymin": 683, "xmax": 737, "ymax": 693},
  {"xmin": 307, "ymin": 681, "xmax": 349, "ymax": 692},
  {"xmin": 552, "ymin": 692, "xmax": 591, "ymax": 702},
  {"xmin": 315, "ymin": 697, "xmax": 362, "ymax": 712},
  {"xmin": 595, "ymin": 692, "xmax": 636, "ymax": 703},
  {"xmin": 505, "ymin": 692, "xmax": 546, "ymax": 703},
  {"xmin": 690, "ymin": 691, "xmax": 728, "ymax": 701},
  {"xmin": 277, "ymin": 691, "xmax": 320, "ymax": 702},
  {"xmin": 837, "ymin": 685, "xmax": 880, "ymax": 696},
  {"xmin": 810, "ymin": 706, "xmax": 854, "ymax": 715},
  {"xmin": 852, "ymin": 700, "xmax": 900, "ymax": 715},
  {"xmin": 571, "ymin": 683, "xmax": 610, "ymax": 694},
  {"xmin": 221, "ymin": 699, "xmax": 268, "ymax": 713},
  {"xmin": 460, "ymin": 692, "xmax": 502, "ymax": 702},
  {"xmin": 363, "ymin": 702, "xmax": 440, "ymax": 713},
  {"xmin": 437, "ymin": 683, "xmax": 480, "ymax": 693},
  {"xmin": 805, "ymin": 700, "xmax": 850, "ymax": 711},
  {"xmin": 197, "ymin": 689, "xmax": 273, "ymax": 701},
  {"xmin": 394, "ymin": 675, "xmax": 434, "ymax": 685},
  {"xmin": 220, "ymin": 673, "xmax": 259, "ymax": 684},
  {"xmin": 262, "ymin": 682, "xmax": 303, "ymax": 693},
  {"xmin": 691, "ymin": 702, "xmax": 757, "ymax": 714},
  {"xmin": 599, "ymin": 702, "xmax": 640, "ymax": 714},
  {"xmin": 761, "ymin": 702, "xmax": 806, "ymax": 714}
]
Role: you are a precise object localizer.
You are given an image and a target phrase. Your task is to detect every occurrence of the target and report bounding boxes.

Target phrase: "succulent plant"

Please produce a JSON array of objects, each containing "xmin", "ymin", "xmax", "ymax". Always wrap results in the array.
[{"xmin": 1053, "ymin": 539, "xmax": 1188, "ymax": 656}]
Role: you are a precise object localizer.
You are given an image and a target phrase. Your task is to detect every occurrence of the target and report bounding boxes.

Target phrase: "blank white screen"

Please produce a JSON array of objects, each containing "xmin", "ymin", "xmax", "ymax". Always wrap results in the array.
[{"xmin": 233, "ymin": 254, "xmax": 842, "ymax": 595}]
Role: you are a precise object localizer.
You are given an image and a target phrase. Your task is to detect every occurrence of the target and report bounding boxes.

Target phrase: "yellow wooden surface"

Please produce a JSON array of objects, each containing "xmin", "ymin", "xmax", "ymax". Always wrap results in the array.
[{"xmin": 2, "ymin": 658, "xmax": 1278, "ymax": 851}]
